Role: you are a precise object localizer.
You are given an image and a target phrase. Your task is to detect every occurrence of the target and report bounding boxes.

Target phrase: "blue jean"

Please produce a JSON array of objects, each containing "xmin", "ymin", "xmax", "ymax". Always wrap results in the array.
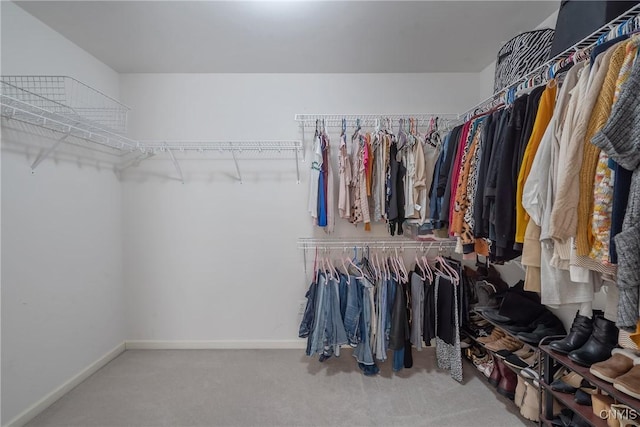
[
  {"xmin": 344, "ymin": 277, "xmax": 362, "ymax": 346},
  {"xmin": 308, "ymin": 272, "xmax": 330, "ymax": 356},
  {"xmin": 393, "ymin": 348, "xmax": 405, "ymax": 372},
  {"xmin": 375, "ymin": 278, "xmax": 388, "ymax": 361},
  {"xmin": 353, "ymin": 278, "xmax": 375, "ymax": 365},
  {"xmin": 328, "ymin": 276, "xmax": 348, "ymax": 351}
]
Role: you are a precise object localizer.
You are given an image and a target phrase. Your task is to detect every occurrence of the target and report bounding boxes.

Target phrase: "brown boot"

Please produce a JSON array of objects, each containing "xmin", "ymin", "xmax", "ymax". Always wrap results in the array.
[
  {"xmin": 614, "ymin": 364, "xmax": 640, "ymax": 400},
  {"xmin": 488, "ymin": 355, "xmax": 502, "ymax": 386},
  {"xmin": 590, "ymin": 349, "xmax": 637, "ymax": 383}
]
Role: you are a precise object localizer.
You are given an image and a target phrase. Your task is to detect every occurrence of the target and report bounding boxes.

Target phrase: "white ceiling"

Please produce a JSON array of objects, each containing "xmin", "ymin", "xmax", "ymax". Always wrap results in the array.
[{"xmin": 14, "ymin": 1, "xmax": 559, "ymax": 73}]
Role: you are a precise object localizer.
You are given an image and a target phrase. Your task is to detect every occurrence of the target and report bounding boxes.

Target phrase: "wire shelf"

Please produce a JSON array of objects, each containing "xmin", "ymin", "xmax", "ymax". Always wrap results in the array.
[
  {"xmin": 1, "ymin": 78, "xmax": 139, "ymax": 152},
  {"xmin": 1, "ymin": 76, "xmax": 129, "ymax": 133},
  {"xmin": 459, "ymin": 3, "xmax": 640, "ymax": 119}
]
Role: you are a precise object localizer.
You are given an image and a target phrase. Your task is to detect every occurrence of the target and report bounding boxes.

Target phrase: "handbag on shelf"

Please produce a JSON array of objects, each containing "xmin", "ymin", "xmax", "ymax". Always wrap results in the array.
[{"xmin": 493, "ymin": 28, "xmax": 555, "ymax": 93}]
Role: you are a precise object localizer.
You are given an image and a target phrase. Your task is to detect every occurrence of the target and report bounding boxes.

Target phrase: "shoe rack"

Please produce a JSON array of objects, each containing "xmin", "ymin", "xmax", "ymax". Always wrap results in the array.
[
  {"xmin": 461, "ymin": 310, "xmax": 540, "ymax": 420},
  {"xmin": 539, "ymin": 341, "xmax": 640, "ymax": 427}
]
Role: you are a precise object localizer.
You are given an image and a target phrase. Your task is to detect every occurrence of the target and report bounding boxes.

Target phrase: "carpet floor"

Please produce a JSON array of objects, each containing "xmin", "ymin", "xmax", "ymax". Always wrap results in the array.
[{"xmin": 25, "ymin": 348, "xmax": 529, "ymax": 426}]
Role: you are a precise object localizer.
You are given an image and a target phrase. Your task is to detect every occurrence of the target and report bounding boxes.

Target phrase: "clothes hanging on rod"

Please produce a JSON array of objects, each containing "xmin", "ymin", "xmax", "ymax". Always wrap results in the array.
[
  {"xmin": 298, "ymin": 247, "xmax": 465, "ymax": 381},
  {"xmin": 307, "ymin": 116, "xmax": 447, "ymax": 237}
]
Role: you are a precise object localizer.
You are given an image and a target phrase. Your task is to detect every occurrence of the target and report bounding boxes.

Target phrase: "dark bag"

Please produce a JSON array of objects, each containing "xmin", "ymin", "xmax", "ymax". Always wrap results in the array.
[
  {"xmin": 494, "ymin": 29, "xmax": 555, "ymax": 93},
  {"xmin": 550, "ymin": 0, "xmax": 640, "ymax": 57}
]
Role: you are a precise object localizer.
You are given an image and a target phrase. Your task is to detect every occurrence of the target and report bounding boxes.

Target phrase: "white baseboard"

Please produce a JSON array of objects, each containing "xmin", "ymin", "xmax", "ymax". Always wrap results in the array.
[
  {"xmin": 125, "ymin": 340, "xmax": 306, "ymax": 350},
  {"xmin": 5, "ymin": 342, "xmax": 126, "ymax": 427}
]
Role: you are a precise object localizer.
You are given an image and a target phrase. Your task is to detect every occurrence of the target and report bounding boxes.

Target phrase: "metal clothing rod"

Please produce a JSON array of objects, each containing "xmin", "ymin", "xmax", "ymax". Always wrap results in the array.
[
  {"xmin": 459, "ymin": 3, "xmax": 640, "ymax": 120},
  {"xmin": 294, "ymin": 113, "xmax": 460, "ymax": 129},
  {"xmin": 297, "ymin": 237, "xmax": 458, "ymax": 251}
]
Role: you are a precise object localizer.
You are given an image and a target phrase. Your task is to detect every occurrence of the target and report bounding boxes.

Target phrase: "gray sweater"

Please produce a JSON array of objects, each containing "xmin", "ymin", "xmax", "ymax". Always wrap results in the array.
[{"xmin": 592, "ymin": 56, "xmax": 640, "ymax": 331}]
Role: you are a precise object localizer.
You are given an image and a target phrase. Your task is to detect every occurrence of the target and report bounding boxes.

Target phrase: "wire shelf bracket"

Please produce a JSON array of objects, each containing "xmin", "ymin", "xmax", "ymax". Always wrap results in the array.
[
  {"xmin": 139, "ymin": 140, "xmax": 304, "ymax": 184},
  {"xmin": 30, "ymin": 130, "xmax": 70, "ymax": 173}
]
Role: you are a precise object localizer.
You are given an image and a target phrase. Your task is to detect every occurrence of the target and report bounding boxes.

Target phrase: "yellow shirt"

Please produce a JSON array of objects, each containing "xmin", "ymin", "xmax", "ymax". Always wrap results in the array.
[{"xmin": 515, "ymin": 82, "xmax": 557, "ymax": 244}]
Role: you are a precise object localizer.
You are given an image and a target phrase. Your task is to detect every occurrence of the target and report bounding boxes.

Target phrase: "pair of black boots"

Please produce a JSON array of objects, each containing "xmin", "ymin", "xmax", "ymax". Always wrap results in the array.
[{"xmin": 549, "ymin": 311, "xmax": 619, "ymax": 367}]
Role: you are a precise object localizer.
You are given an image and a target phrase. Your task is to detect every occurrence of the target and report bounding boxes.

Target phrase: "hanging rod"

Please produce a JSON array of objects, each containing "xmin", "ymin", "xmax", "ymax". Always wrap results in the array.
[
  {"xmin": 136, "ymin": 140, "xmax": 303, "ymax": 184},
  {"xmin": 294, "ymin": 113, "xmax": 460, "ymax": 129},
  {"xmin": 459, "ymin": 3, "xmax": 640, "ymax": 120},
  {"xmin": 297, "ymin": 237, "xmax": 457, "ymax": 251}
]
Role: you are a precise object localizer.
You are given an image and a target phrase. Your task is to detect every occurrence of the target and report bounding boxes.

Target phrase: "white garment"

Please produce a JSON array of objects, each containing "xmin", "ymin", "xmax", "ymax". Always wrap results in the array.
[
  {"xmin": 540, "ymin": 242, "xmax": 595, "ymax": 305},
  {"xmin": 307, "ymin": 134, "xmax": 322, "ymax": 219}
]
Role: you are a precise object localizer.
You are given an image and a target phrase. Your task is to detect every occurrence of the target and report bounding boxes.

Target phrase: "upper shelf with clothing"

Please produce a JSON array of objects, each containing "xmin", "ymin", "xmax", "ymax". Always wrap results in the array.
[{"xmin": 459, "ymin": 3, "xmax": 640, "ymax": 121}]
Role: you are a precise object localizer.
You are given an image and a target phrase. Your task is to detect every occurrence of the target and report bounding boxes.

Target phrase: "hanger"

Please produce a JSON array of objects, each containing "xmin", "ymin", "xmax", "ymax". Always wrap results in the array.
[
  {"xmin": 414, "ymin": 253, "xmax": 427, "ymax": 281},
  {"xmin": 395, "ymin": 247, "xmax": 409, "ymax": 282}
]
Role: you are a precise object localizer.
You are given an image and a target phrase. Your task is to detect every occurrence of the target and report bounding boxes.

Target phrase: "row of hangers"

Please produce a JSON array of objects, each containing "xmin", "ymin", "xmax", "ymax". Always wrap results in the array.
[{"xmin": 313, "ymin": 246, "xmax": 460, "ymax": 285}]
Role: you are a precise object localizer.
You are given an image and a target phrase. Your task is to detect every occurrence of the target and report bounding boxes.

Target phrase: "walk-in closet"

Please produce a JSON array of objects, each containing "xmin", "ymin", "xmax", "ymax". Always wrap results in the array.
[{"xmin": 4, "ymin": 1, "xmax": 640, "ymax": 426}]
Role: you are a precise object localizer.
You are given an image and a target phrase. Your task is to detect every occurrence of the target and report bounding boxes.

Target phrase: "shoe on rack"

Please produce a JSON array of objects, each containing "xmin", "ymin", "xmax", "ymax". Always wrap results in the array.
[
  {"xmin": 488, "ymin": 356, "xmax": 501, "ymax": 385},
  {"xmin": 613, "ymin": 363, "xmax": 640, "ymax": 400},
  {"xmin": 485, "ymin": 336, "xmax": 524, "ymax": 352},
  {"xmin": 517, "ymin": 323, "xmax": 567, "ymax": 346},
  {"xmin": 520, "ymin": 381, "xmax": 542, "ymax": 422},
  {"xmin": 549, "ymin": 311, "xmax": 597, "ymax": 355},
  {"xmin": 460, "ymin": 336, "xmax": 472, "ymax": 349},
  {"xmin": 568, "ymin": 316, "xmax": 619, "ymax": 367},
  {"xmin": 574, "ymin": 388, "xmax": 592, "ymax": 406},
  {"xmin": 472, "ymin": 280, "xmax": 502, "ymax": 310},
  {"xmin": 590, "ymin": 348, "xmax": 637, "ymax": 383},
  {"xmin": 477, "ymin": 328, "xmax": 506, "ymax": 344},
  {"xmin": 504, "ymin": 351, "xmax": 538, "ymax": 370},
  {"xmin": 496, "ymin": 358, "xmax": 517, "ymax": 400},
  {"xmin": 514, "ymin": 375, "xmax": 526, "ymax": 408},
  {"xmin": 551, "ymin": 371, "xmax": 583, "ymax": 394},
  {"xmin": 558, "ymin": 408, "xmax": 591, "ymax": 427},
  {"xmin": 592, "ymin": 392, "xmax": 614, "ymax": 421},
  {"xmin": 610, "ymin": 404, "xmax": 640, "ymax": 427},
  {"xmin": 482, "ymin": 309, "xmax": 513, "ymax": 325}
]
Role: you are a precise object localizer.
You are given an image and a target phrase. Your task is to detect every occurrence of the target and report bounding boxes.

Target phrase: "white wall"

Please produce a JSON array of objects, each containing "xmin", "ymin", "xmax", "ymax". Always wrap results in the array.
[
  {"xmin": 1, "ymin": 2, "xmax": 125, "ymax": 424},
  {"xmin": 119, "ymin": 73, "xmax": 479, "ymax": 342}
]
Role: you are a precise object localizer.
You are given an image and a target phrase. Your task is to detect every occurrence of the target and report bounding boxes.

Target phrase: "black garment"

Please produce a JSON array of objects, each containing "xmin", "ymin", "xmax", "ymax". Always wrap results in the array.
[
  {"xmin": 494, "ymin": 95, "xmax": 528, "ymax": 261},
  {"xmin": 484, "ymin": 109, "xmax": 511, "ymax": 262},
  {"xmin": 473, "ymin": 111, "xmax": 499, "ymax": 239},
  {"xmin": 299, "ymin": 280, "xmax": 317, "ymax": 339},
  {"xmin": 388, "ymin": 142, "xmax": 406, "ymax": 236},
  {"xmin": 422, "ymin": 276, "xmax": 435, "ymax": 346},
  {"xmin": 436, "ymin": 273, "xmax": 456, "ymax": 345},
  {"xmin": 390, "ymin": 281, "xmax": 410, "ymax": 350},
  {"xmin": 512, "ymin": 86, "xmax": 545, "ymax": 251},
  {"xmin": 517, "ymin": 86, "xmax": 545, "ymax": 175},
  {"xmin": 439, "ymin": 126, "xmax": 464, "ymax": 225}
]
